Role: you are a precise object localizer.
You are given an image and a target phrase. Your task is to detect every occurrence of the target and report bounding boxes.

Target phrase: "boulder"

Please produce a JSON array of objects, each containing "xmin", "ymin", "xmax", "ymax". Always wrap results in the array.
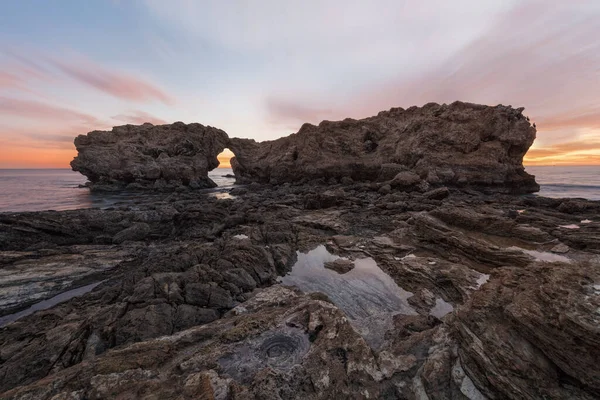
[
  {"xmin": 229, "ymin": 102, "xmax": 539, "ymax": 194},
  {"xmin": 324, "ymin": 259, "xmax": 355, "ymax": 274},
  {"xmin": 557, "ymin": 199, "xmax": 593, "ymax": 214},
  {"xmin": 378, "ymin": 184, "xmax": 392, "ymax": 195},
  {"xmin": 71, "ymin": 122, "xmax": 229, "ymax": 191},
  {"xmin": 390, "ymin": 171, "xmax": 421, "ymax": 188}
]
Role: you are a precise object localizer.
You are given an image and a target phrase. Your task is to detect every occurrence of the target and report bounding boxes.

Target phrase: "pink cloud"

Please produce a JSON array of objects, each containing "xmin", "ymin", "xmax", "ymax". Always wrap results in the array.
[
  {"xmin": 0, "ymin": 71, "xmax": 24, "ymax": 89},
  {"xmin": 266, "ymin": 98, "xmax": 335, "ymax": 127},
  {"xmin": 0, "ymin": 96, "xmax": 100, "ymax": 125},
  {"xmin": 112, "ymin": 110, "xmax": 168, "ymax": 125},
  {"xmin": 2, "ymin": 49, "xmax": 51, "ymax": 82},
  {"xmin": 1, "ymin": 131, "xmax": 75, "ymax": 150},
  {"xmin": 266, "ymin": 1, "xmax": 600, "ymax": 145},
  {"xmin": 0, "ymin": 122, "xmax": 107, "ymax": 154},
  {"xmin": 50, "ymin": 58, "xmax": 175, "ymax": 105},
  {"xmin": 536, "ymin": 111, "xmax": 600, "ymax": 132}
]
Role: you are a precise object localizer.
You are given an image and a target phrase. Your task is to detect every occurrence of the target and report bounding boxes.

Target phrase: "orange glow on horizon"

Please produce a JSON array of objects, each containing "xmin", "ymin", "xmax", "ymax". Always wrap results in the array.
[
  {"xmin": 0, "ymin": 146, "xmax": 77, "ymax": 169},
  {"xmin": 217, "ymin": 148, "xmax": 234, "ymax": 168},
  {"xmin": 524, "ymin": 140, "xmax": 600, "ymax": 166},
  {"xmin": 1, "ymin": 144, "xmax": 599, "ymax": 169},
  {"xmin": 524, "ymin": 158, "xmax": 600, "ymax": 166}
]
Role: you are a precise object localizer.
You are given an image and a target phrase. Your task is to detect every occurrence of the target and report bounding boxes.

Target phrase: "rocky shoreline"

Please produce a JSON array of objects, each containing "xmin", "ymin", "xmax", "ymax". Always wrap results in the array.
[
  {"xmin": 1, "ymin": 102, "xmax": 599, "ymax": 399},
  {"xmin": 1, "ymin": 182, "xmax": 599, "ymax": 399}
]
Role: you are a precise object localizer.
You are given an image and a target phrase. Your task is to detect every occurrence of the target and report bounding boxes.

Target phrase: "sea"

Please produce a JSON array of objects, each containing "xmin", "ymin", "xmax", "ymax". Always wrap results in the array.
[
  {"xmin": 0, "ymin": 166, "xmax": 598, "ymax": 213},
  {"xmin": 0, "ymin": 168, "xmax": 236, "ymax": 213}
]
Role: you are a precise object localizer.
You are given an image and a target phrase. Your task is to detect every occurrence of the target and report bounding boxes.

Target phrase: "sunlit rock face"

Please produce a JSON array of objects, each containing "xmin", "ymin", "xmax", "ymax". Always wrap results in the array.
[
  {"xmin": 71, "ymin": 122, "xmax": 229, "ymax": 191},
  {"xmin": 229, "ymin": 101, "xmax": 539, "ymax": 194}
]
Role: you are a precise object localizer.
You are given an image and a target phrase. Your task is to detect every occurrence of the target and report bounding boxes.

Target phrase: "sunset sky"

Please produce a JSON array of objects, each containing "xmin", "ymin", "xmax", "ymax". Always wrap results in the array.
[{"xmin": 1, "ymin": 0, "xmax": 599, "ymax": 168}]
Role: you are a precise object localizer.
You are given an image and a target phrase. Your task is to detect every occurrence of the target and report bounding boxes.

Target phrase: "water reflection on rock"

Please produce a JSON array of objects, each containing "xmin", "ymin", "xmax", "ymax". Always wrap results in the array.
[
  {"xmin": 0, "ymin": 280, "xmax": 106, "ymax": 327},
  {"xmin": 429, "ymin": 297, "xmax": 454, "ymax": 318},
  {"xmin": 509, "ymin": 247, "xmax": 572, "ymax": 264},
  {"xmin": 209, "ymin": 191, "xmax": 236, "ymax": 200},
  {"xmin": 281, "ymin": 245, "xmax": 416, "ymax": 349}
]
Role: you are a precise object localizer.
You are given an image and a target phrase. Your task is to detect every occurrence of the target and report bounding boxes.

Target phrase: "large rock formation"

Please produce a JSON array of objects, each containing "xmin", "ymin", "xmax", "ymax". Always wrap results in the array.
[
  {"xmin": 71, "ymin": 102, "xmax": 538, "ymax": 194},
  {"xmin": 71, "ymin": 122, "xmax": 229, "ymax": 191},
  {"xmin": 230, "ymin": 101, "xmax": 539, "ymax": 194}
]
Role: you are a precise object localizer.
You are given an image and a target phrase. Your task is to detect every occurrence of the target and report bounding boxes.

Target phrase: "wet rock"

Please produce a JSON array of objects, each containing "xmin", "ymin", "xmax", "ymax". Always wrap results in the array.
[
  {"xmin": 506, "ymin": 209, "xmax": 519, "ymax": 219},
  {"xmin": 407, "ymin": 288, "xmax": 436, "ymax": 311},
  {"xmin": 222, "ymin": 269, "xmax": 257, "ymax": 292},
  {"xmin": 323, "ymin": 259, "xmax": 355, "ymax": 274},
  {"xmin": 378, "ymin": 163, "xmax": 408, "ymax": 181},
  {"xmin": 0, "ymin": 246, "xmax": 130, "ymax": 316},
  {"xmin": 409, "ymin": 212, "xmax": 533, "ymax": 269},
  {"xmin": 116, "ymin": 303, "xmax": 175, "ymax": 345}
]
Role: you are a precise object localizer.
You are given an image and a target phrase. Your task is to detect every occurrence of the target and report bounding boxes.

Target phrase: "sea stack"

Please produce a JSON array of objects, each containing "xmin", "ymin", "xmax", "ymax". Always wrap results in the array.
[
  {"xmin": 71, "ymin": 122, "xmax": 229, "ymax": 191},
  {"xmin": 230, "ymin": 101, "xmax": 539, "ymax": 194}
]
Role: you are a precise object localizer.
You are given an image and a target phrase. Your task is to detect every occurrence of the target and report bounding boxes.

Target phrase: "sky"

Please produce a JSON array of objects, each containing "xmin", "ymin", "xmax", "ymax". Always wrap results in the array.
[{"xmin": 1, "ymin": 0, "xmax": 599, "ymax": 168}]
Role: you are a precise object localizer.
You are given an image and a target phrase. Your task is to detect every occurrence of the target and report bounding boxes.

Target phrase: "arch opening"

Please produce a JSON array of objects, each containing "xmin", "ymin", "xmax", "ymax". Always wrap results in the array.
[{"xmin": 211, "ymin": 148, "xmax": 237, "ymax": 187}]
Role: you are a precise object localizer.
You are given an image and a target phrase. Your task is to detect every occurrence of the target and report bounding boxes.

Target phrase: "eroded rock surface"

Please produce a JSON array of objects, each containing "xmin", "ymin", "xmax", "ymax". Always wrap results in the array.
[
  {"xmin": 71, "ymin": 122, "xmax": 229, "ymax": 191},
  {"xmin": 2, "ymin": 167, "xmax": 599, "ymax": 398},
  {"xmin": 71, "ymin": 102, "xmax": 539, "ymax": 195},
  {"xmin": 456, "ymin": 263, "xmax": 600, "ymax": 400},
  {"xmin": 230, "ymin": 102, "xmax": 539, "ymax": 194}
]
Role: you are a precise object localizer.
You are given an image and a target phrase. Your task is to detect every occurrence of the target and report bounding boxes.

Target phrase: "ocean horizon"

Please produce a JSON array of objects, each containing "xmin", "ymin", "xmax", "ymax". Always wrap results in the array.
[{"xmin": 0, "ymin": 165, "xmax": 599, "ymax": 213}]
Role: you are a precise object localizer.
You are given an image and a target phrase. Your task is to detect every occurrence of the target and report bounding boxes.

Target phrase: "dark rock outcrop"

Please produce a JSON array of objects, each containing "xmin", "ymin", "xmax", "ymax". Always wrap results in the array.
[
  {"xmin": 71, "ymin": 122, "xmax": 229, "ymax": 191},
  {"xmin": 323, "ymin": 258, "xmax": 354, "ymax": 274},
  {"xmin": 455, "ymin": 263, "xmax": 600, "ymax": 399},
  {"xmin": 1, "ymin": 179, "xmax": 599, "ymax": 399},
  {"xmin": 229, "ymin": 101, "xmax": 539, "ymax": 193}
]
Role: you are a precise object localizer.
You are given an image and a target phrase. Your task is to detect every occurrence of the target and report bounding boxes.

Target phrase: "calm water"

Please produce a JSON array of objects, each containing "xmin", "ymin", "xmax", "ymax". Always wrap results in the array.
[
  {"xmin": 0, "ymin": 166, "xmax": 598, "ymax": 212},
  {"xmin": 280, "ymin": 245, "xmax": 416, "ymax": 349},
  {"xmin": 0, "ymin": 168, "xmax": 236, "ymax": 212},
  {"xmin": 525, "ymin": 166, "xmax": 600, "ymax": 200},
  {"xmin": 0, "ymin": 280, "xmax": 106, "ymax": 327}
]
